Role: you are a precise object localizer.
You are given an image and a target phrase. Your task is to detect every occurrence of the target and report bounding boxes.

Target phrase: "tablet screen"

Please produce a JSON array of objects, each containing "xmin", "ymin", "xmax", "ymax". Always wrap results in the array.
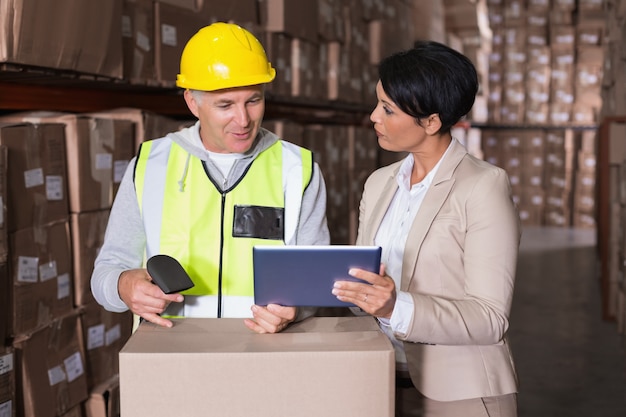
[{"xmin": 253, "ymin": 245, "xmax": 382, "ymax": 307}]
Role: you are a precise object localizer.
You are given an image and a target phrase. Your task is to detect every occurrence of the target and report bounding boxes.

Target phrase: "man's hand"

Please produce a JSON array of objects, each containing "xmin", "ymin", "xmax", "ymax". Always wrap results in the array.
[
  {"xmin": 118, "ymin": 268, "xmax": 184, "ymax": 328},
  {"xmin": 244, "ymin": 304, "xmax": 297, "ymax": 334}
]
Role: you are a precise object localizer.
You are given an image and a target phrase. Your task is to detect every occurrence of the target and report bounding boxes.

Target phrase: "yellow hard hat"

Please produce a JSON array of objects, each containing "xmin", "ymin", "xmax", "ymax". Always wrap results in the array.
[{"xmin": 176, "ymin": 22, "xmax": 276, "ymax": 91}]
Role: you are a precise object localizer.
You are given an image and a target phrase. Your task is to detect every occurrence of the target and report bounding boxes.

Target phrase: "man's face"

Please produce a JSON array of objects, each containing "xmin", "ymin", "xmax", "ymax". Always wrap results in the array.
[{"xmin": 185, "ymin": 85, "xmax": 265, "ymax": 154}]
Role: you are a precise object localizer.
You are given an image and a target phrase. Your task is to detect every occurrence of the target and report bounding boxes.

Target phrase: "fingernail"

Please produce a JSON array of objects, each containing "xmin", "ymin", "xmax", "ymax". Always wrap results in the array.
[{"xmin": 348, "ymin": 268, "xmax": 356, "ymax": 275}]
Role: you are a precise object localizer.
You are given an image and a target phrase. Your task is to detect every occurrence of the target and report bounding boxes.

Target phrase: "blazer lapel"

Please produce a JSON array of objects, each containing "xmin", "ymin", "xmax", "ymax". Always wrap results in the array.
[
  {"xmin": 401, "ymin": 140, "xmax": 467, "ymax": 290},
  {"xmin": 364, "ymin": 168, "xmax": 398, "ymax": 244}
]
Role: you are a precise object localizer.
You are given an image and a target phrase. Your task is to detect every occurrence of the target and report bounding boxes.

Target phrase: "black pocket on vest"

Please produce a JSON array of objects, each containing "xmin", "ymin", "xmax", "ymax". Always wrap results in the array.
[{"xmin": 232, "ymin": 205, "xmax": 284, "ymax": 240}]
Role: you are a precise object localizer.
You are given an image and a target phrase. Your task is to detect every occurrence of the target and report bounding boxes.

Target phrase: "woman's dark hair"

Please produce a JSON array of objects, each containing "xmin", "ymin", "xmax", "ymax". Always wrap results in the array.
[{"xmin": 378, "ymin": 40, "xmax": 479, "ymax": 133}]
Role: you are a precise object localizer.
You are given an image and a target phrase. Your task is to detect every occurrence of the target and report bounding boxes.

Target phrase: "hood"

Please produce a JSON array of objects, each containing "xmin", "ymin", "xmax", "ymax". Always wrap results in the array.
[
  {"xmin": 165, "ymin": 121, "xmax": 280, "ymax": 192},
  {"xmin": 166, "ymin": 121, "xmax": 279, "ymax": 161}
]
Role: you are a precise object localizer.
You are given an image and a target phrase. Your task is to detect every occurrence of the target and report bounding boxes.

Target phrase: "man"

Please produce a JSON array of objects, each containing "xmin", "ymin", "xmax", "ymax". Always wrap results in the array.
[{"xmin": 91, "ymin": 22, "xmax": 330, "ymax": 334}]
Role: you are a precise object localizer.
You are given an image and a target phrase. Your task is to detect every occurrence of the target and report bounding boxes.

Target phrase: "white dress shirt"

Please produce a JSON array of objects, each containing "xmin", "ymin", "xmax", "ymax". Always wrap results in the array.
[{"xmin": 375, "ymin": 141, "xmax": 452, "ymax": 371}]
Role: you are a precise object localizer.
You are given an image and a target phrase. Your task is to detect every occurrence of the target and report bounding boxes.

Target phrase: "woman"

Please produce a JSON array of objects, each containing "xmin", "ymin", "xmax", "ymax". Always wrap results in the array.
[{"xmin": 332, "ymin": 41, "xmax": 521, "ymax": 416}]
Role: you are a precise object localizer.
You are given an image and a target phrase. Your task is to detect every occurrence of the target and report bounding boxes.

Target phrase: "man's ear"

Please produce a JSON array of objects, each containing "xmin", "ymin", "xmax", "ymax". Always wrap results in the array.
[
  {"xmin": 423, "ymin": 113, "xmax": 442, "ymax": 135},
  {"xmin": 184, "ymin": 89, "xmax": 200, "ymax": 119}
]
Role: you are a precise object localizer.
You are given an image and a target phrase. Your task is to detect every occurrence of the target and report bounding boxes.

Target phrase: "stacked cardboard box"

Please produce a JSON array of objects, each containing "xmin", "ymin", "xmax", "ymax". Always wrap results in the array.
[
  {"xmin": 13, "ymin": 311, "xmax": 87, "ymax": 417},
  {"xmin": 0, "ymin": 0, "xmax": 123, "ymax": 78},
  {"xmin": 543, "ymin": 130, "xmax": 575, "ymax": 227},
  {"xmin": 0, "ymin": 120, "xmax": 86, "ymax": 416},
  {"xmin": 0, "ymin": 112, "xmax": 138, "ymax": 416},
  {"xmin": 480, "ymin": 126, "xmax": 594, "ymax": 227}
]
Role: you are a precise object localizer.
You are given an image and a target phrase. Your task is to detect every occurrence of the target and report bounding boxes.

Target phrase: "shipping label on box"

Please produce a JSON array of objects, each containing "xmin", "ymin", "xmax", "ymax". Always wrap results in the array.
[{"xmin": 120, "ymin": 316, "xmax": 394, "ymax": 417}]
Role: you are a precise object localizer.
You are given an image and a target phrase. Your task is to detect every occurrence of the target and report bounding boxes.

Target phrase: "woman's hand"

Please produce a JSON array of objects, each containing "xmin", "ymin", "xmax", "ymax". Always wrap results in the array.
[{"xmin": 332, "ymin": 264, "xmax": 396, "ymax": 319}]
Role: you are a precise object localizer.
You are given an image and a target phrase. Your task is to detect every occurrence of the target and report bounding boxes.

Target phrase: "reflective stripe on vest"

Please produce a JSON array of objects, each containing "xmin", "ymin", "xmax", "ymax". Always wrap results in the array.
[{"xmin": 134, "ymin": 138, "xmax": 312, "ymax": 317}]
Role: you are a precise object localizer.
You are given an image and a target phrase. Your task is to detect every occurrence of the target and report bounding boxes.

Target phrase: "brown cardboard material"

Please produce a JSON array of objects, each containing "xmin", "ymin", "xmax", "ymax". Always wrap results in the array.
[
  {"xmin": 120, "ymin": 316, "xmax": 394, "ymax": 417},
  {"xmin": 1, "ymin": 112, "xmax": 135, "ymax": 213},
  {"xmin": 13, "ymin": 310, "xmax": 88, "ymax": 417},
  {"xmin": 9, "ymin": 220, "xmax": 73, "ymax": 337},
  {"xmin": 154, "ymin": 2, "xmax": 208, "ymax": 86},
  {"xmin": 122, "ymin": 0, "xmax": 157, "ymax": 85},
  {"xmin": 200, "ymin": 0, "xmax": 259, "ymax": 24},
  {"xmin": 263, "ymin": 32, "xmax": 293, "ymax": 98},
  {"xmin": 79, "ymin": 303, "xmax": 132, "ymax": 391},
  {"xmin": 259, "ymin": 0, "xmax": 319, "ymax": 43},
  {"xmin": 0, "ymin": 0, "xmax": 122, "ymax": 78},
  {"xmin": 70, "ymin": 211, "xmax": 110, "ymax": 307},
  {"xmin": 85, "ymin": 374, "xmax": 120, "ymax": 417},
  {"xmin": 0, "ymin": 346, "xmax": 15, "ymax": 417},
  {"xmin": 0, "ymin": 122, "xmax": 69, "ymax": 233},
  {"xmin": 86, "ymin": 108, "xmax": 192, "ymax": 154}
]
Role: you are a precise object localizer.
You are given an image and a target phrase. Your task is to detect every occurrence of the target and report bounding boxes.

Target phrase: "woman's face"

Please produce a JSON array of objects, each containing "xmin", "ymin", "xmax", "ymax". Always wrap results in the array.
[{"xmin": 370, "ymin": 81, "xmax": 427, "ymax": 153}]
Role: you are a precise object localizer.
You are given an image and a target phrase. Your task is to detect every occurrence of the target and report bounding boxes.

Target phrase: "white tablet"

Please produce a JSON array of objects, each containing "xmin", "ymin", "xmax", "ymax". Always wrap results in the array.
[{"xmin": 253, "ymin": 245, "xmax": 382, "ymax": 307}]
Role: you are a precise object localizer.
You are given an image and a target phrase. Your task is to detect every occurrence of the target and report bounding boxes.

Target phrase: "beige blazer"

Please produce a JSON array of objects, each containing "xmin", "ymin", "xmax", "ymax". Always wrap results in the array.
[{"xmin": 356, "ymin": 139, "xmax": 520, "ymax": 401}]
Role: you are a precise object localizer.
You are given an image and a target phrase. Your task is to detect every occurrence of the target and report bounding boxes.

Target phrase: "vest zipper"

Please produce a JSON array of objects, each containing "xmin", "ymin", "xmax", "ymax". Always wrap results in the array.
[{"xmin": 218, "ymin": 187, "xmax": 226, "ymax": 318}]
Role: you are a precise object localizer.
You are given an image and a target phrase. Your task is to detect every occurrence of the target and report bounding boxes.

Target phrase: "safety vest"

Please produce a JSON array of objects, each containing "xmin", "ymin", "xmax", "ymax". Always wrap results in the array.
[{"xmin": 134, "ymin": 137, "xmax": 313, "ymax": 318}]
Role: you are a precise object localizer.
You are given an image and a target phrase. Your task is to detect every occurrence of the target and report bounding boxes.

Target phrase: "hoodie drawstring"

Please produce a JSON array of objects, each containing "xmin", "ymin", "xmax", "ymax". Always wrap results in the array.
[{"xmin": 178, "ymin": 152, "xmax": 192, "ymax": 192}]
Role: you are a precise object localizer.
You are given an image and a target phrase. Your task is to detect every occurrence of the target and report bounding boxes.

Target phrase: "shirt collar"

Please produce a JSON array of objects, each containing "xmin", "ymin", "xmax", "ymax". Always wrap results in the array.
[{"xmin": 395, "ymin": 139, "xmax": 455, "ymax": 191}]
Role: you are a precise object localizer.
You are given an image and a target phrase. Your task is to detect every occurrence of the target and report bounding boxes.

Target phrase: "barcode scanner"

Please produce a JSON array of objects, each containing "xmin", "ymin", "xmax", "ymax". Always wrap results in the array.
[{"xmin": 146, "ymin": 254, "xmax": 194, "ymax": 294}]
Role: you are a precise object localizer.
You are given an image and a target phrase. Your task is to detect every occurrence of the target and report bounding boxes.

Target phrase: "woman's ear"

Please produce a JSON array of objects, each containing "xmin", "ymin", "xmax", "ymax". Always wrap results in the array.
[
  {"xmin": 424, "ymin": 113, "xmax": 442, "ymax": 135},
  {"xmin": 183, "ymin": 89, "xmax": 200, "ymax": 119}
]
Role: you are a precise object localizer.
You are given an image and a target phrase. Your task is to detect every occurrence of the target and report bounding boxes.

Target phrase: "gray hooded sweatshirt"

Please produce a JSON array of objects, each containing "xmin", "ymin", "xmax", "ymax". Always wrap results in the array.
[{"xmin": 91, "ymin": 121, "xmax": 330, "ymax": 315}]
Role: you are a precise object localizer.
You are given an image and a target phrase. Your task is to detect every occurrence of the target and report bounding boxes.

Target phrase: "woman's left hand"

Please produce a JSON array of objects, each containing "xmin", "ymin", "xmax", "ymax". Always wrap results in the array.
[{"xmin": 332, "ymin": 264, "xmax": 396, "ymax": 319}]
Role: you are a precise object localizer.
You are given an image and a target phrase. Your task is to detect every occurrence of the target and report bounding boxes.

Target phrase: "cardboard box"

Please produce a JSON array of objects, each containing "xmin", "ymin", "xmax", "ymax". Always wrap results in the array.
[
  {"xmin": 0, "ymin": 0, "xmax": 122, "ymax": 78},
  {"xmin": 13, "ymin": 311, "xmax": 88, "ymax": 417},
  {"xmin": 9, "ymin": 220, "xmax": 73, "ymax": 337},
  {"xmin": 259, "ymin": 0, "xmax": 319, "ymax": 43},
  {"xmin": 154, "ymin": 2, "xmax": 208, "ymax": 86},
  {"xmin": 85, "ymin": 374, "xmax": 120, "ymax": 417},
  {"xmin": 1, "ymin": 112, "xmax": 135, "ymax": 213},
  {"xmin": 120, "ymin": 316, "xmax": 394, "ymax": 417},
  {"xmin": 0, "ymin": 122, "xmax": 69, "ymax": 232},
  {"xmin": 70, "ymin": 210, "xmax": 109, "ymax": 307},
  {"xmin": 0, "ymin": 347, "xmax": 15, "ymax": 417},
  {"xmin": 122, "ymin": 0, "xmax": 157, "ymax": 85},
  {"xmin": 86, "ymin": 108, "xmax": 192, "ymax": 153},
  {"xmin": 79, "ymin": 303, "xmax": 133, "ymax": 391},
  {"xmin": 199, "ymin": 0, "xmax": 259, "ymax": 25}
]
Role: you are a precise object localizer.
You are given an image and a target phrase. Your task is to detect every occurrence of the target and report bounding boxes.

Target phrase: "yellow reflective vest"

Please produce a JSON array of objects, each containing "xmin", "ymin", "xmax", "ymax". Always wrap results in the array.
[{"xmin": 134, "ymin": 137, "xmax": 313, "ymax": 317}]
